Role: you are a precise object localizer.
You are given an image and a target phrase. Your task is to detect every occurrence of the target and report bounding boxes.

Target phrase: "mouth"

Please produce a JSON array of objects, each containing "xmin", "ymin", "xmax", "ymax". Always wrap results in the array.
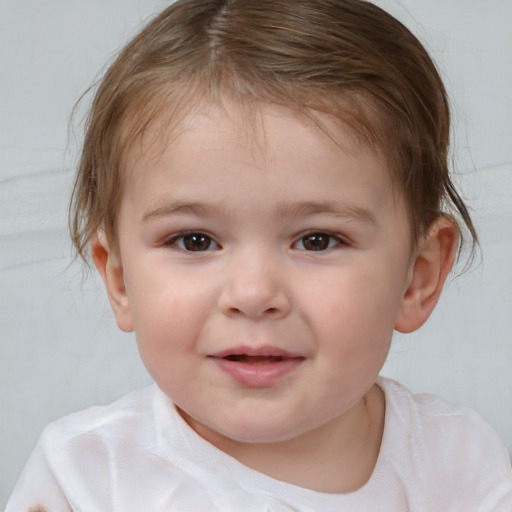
[{"xmin": 209, "ymin": 346, "xmax": 305, "ymax": 387}]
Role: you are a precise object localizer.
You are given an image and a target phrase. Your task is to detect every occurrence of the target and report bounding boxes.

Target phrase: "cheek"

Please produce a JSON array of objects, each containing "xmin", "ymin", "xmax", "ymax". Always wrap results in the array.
[
  {"xmin": 126, "ymin": 268, "xmax": 215, "ymax": 354},
  {"xmin": 130, "ymin": 284, "xmax": 211, "ymax": 395},
  {"xmin": 299, "ymin": 259, "xmax": 405, "ymax": 356},
  {"xmin": 305, "ymin": 264, "xmax": 403, "ymax": 326}
]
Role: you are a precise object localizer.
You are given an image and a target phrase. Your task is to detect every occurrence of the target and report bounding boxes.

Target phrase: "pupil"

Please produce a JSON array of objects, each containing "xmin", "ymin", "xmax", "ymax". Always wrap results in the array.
[
  {"xmin": 304, "ymin": 234, "xmax": 329, "ymax": 250},
  {"xmin": 184, "ymin": 234, "xmax": 210, "ymax": 251}
]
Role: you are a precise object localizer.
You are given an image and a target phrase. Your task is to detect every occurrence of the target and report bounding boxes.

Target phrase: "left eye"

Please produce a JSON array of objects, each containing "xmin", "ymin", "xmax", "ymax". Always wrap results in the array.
[{"xmin": 294, "ymin": 232, "xmax": 342, "ymax": 251}]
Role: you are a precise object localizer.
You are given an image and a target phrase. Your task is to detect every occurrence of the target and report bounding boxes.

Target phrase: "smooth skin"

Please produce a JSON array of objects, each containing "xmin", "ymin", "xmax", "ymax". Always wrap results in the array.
[{"xmin": 93, "ymin": 103, "xmax": 457, "ymax": 493}]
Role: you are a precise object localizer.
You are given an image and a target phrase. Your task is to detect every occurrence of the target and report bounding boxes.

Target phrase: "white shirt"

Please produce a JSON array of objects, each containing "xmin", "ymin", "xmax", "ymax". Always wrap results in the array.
[{"xmin": 6, "ymin": 378, "xmax": 512, "ymax": 511}]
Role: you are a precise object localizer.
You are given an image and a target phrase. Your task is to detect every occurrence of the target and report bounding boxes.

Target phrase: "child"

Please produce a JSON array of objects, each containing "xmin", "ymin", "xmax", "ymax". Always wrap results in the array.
[{"xmin": 6, "ymin": 0, "xmax": 512, "ymax": 509}]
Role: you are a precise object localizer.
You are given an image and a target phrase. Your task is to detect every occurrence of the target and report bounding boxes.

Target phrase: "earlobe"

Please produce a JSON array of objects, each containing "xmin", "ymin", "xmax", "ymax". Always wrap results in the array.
[
  {"xmin": 394, "ymin": 216, "xmax": 458, "ymax": 333},
  {"xmin": 92, "ymin": 231, "xmax": 134, "ymax": 332}
]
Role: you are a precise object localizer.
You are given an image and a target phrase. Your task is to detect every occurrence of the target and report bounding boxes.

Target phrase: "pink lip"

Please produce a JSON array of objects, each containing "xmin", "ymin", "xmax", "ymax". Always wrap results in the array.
[{"xmin": 209, "ymin": 345, "xmax": 305, "ymax": 388}]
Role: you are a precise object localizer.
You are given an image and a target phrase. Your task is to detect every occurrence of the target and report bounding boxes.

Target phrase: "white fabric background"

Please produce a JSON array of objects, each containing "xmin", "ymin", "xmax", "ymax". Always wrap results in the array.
[{"xmin": 1, "ymin": 0, "xmax": 511, "ymax": 506}]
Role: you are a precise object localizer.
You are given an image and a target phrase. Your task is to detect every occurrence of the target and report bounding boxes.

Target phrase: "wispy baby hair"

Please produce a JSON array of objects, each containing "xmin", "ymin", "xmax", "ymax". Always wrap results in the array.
[{"xmin": 70, "ymin": 0, "xmax": 477, "ymax": 260}]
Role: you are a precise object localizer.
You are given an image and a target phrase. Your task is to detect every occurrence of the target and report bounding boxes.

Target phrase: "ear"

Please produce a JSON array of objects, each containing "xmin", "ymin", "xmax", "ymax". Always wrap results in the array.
[
  {"xmin": 92, "ymin": 231, "xmax": 134, "ymax": 332},
  {"xmin": 394, "ymin": 216, "xmax": 458, "ymax": 333}
]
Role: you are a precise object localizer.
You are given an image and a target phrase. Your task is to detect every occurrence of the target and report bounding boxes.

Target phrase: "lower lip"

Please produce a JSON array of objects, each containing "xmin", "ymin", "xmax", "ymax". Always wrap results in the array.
[{"xmin": 211, "ymin": 357, "xmax": 304, "ymax": 387}]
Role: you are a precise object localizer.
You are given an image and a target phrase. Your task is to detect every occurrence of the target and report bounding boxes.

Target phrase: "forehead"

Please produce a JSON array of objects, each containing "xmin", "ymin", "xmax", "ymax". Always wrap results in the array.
[
  {"xmin": 120, "ymin": 102, "xmax": 402, "ymax": 222},
  {"xmin": 124, "ymin": 100, "xmax": 389, "ymax": 179}
]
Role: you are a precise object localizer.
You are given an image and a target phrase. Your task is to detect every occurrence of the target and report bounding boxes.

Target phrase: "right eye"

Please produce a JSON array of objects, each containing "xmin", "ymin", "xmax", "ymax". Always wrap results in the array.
[{"xmin": 168, "ymin": 232, "xmax": 220, "ymax": 252}]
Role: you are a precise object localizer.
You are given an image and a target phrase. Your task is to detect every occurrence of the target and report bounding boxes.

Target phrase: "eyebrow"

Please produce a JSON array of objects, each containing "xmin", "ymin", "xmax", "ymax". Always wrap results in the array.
[
  {"xmin": 142, "ymin": 201, "xmax": 229, "ymax": 222},
  {"xmin": 142, "ymin": 199, "xmax": 377, "ymax": 226},
  {"xmin": 276, "ymin": 200, "xmax": 378, "ymax": 226}
]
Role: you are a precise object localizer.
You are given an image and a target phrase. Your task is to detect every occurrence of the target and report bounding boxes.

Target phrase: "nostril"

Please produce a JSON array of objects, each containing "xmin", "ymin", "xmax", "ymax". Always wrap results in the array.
[{"xmin": 219, "ymin": 289, "xmax": 291, "ymax": 320}]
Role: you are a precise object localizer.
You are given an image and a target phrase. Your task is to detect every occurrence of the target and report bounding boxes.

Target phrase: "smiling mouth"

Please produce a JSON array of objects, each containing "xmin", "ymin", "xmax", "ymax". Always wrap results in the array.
[{"xmin": 210, "ymin": 347, "xmax": 304, "ymax": 387}]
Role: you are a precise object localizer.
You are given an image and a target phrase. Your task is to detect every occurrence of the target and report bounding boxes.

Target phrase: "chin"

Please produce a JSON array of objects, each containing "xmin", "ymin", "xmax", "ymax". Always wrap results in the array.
[
  {"xmin": 214, "ymin": 416, "xmax": 309, "ymax": 445},
  {"xmin": 182, "ymin": 410, "xmax": 295, "ymax": 446}
]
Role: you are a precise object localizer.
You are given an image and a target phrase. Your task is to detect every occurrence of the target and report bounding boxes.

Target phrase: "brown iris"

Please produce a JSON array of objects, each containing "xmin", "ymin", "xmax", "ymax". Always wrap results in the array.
[
  {"xmin": 301, "ymin": 233, "xmax": 331, "ymax": 251},
  {"xmin": 182, "ymin": 234, "xmax": 212, "ymax": 251}
]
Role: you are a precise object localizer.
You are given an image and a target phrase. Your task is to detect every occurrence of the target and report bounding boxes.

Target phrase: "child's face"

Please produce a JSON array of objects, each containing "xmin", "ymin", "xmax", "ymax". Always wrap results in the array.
[{"xmin": 103, "ymin": 103, "xmax": 416, "ymax": 445}]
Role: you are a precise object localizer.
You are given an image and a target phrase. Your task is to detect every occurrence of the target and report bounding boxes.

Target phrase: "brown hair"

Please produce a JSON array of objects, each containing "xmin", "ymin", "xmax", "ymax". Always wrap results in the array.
[{"xmin": 70, "ymin": 0, "xmax": 477, "ymax": 260}]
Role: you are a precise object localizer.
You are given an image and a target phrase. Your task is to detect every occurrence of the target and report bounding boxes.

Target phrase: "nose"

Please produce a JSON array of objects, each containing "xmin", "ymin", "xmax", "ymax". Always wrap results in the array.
[{"xmin": 218, "ymin": 251, "xmax": 291, "ymax": 320}]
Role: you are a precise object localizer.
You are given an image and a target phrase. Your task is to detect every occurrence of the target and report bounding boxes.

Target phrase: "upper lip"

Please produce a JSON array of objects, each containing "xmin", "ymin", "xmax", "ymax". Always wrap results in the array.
[{"xmin": 209, "ymin": 345, "xmax": 304, "ymax": 359}]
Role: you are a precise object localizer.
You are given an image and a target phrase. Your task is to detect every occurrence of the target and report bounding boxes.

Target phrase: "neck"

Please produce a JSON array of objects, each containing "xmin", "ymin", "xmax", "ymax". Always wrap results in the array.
[{"xmin": 183, "ymin": 384, "xmax": 385, "ymax": 494}]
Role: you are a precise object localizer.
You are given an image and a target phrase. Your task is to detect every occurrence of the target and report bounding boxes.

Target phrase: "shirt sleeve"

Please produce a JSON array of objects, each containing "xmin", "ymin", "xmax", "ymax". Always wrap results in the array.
[
  {"xmin": 5, "ymin": 433, "xmax": 73, "ymax": 512},
  {"xmin": 471, "ymin": 433, "xmax": 512, "ymax": 512},
  {"xmin": 416, "ymin": 392, "xmax": 512, "ymax": 510}
]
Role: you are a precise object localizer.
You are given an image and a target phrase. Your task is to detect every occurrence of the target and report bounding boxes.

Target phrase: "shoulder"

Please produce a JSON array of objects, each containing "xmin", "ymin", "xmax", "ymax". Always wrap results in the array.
[
  {"xmin": 380, "ymin": 377, "xmax": 507, "ymax": 455},
  {"xmin": 37, "ymin": 384, "xmax": 163, "ymax": 487},
  {"xmin": 378, "ymin": 377, "xmax": 512, "ymax": 507},
  {"xmin": 41, "ymin": 385, "xmax": 156, "ymax": 448},
  {"xmin": 6, "ymin": 386, "xmax": 165, "ymax": 509}
]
